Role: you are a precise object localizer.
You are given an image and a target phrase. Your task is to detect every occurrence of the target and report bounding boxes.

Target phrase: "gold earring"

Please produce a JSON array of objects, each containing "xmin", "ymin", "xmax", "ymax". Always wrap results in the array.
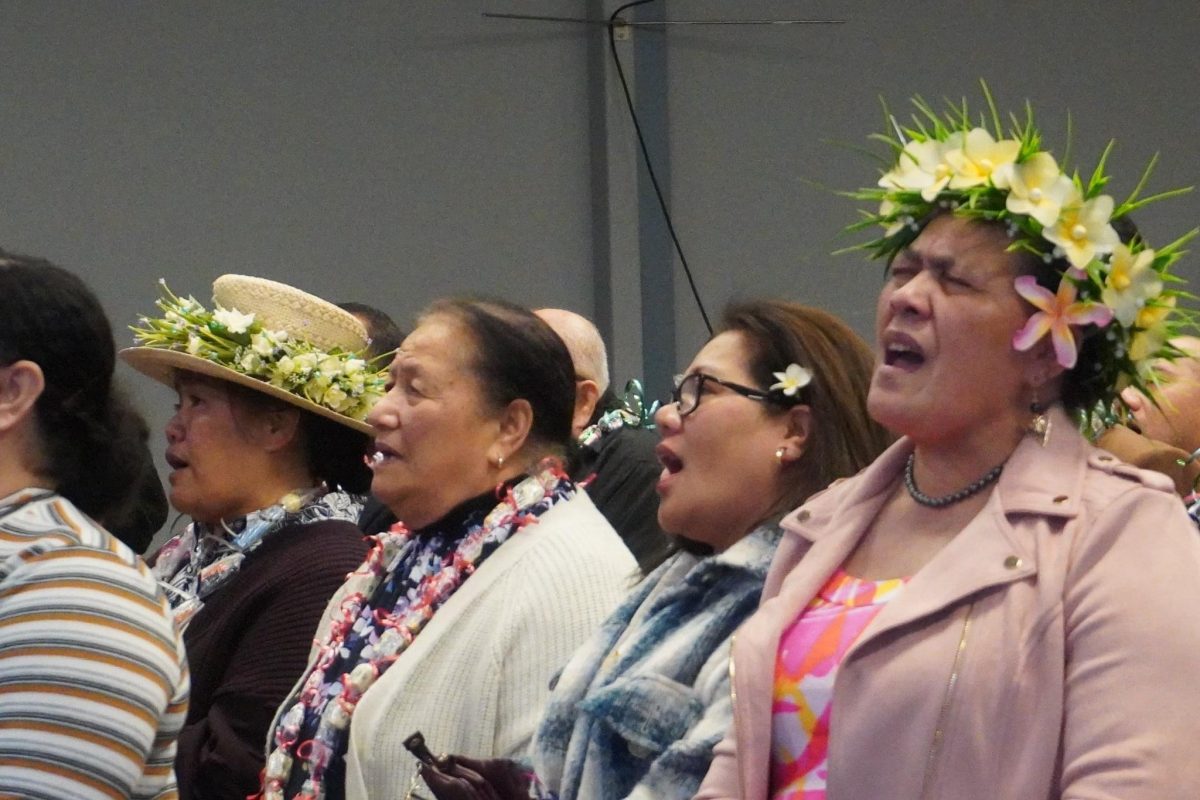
[{"xmin": 1029, "ymin": 391, "xmax": 1051, "ymax": 447}]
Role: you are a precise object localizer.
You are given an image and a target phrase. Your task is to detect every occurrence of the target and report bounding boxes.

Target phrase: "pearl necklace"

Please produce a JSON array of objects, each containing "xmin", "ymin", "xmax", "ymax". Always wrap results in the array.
[{"xmin": 903, "ymin": 454, "xmax": 1003, "ymax": 508}]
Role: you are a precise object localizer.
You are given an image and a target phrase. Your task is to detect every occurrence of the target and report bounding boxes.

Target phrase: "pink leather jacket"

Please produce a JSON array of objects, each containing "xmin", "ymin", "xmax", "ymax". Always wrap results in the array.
[{"xmin": 697, "ymin": 407, "xmax": 1200, "ymax": 800}]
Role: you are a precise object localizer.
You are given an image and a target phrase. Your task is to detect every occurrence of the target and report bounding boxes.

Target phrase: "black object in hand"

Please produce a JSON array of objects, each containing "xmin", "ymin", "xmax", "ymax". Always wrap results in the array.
[{"xmin": 404, "ymin": 731, "xmax": 439, "ymax": 767}]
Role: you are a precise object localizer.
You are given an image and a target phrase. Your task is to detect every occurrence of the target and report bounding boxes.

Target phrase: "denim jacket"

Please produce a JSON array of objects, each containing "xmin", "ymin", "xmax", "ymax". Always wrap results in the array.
[{"xmin": 531, "ymin": 523, "xmax": 781, "ymax": 800}]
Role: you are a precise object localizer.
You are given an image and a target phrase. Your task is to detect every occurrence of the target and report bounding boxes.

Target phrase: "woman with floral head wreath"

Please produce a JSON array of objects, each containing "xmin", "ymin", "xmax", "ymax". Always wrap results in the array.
[
  {"xmin": 259, "ymin": 298, "xmax": 635, "ymax": 800},
  {"xmin": 122, "ymin": 275, "xmax": 388, "ymax": 800},
  {"xmin": 412, "ymin": 300, "xmax": 891, "ymax": 800},
  {"xmin": 697, "ymin": 88, "xmax": 1200, "ymax": 800},
  {"xmin": 0, "ymin": 252, "xmax": 188, "ymax": 799}
]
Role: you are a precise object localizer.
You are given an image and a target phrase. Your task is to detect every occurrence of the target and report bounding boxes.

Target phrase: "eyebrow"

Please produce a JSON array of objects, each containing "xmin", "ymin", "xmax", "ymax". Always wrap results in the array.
[
  {"xmin": 893, "ymin": 248, "xmax": 955, "ymax": 275},
  {"xmin": 388, "ymin": 357, "xmax": 414, "ymax": 378}
]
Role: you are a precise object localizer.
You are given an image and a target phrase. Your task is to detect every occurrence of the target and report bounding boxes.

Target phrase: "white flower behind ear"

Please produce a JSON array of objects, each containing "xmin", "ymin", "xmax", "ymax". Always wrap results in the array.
[{"xmin": 770, "ymin": 363, "xmax": 813, "ymax": 396}]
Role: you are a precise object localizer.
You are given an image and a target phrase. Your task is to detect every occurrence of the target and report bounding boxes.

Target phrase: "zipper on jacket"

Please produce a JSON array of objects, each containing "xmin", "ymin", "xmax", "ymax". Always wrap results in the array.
[
  {"xmin": 728, "ymin": 632, "xmax": 737, "ymax": 704},
  {"xmin": 919, "ymin": 601, "xmax": 974, "ymax": 800}
]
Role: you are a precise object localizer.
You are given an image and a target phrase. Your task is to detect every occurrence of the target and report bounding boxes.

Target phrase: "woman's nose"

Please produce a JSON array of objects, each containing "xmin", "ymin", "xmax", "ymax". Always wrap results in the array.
[
  {"xmin": 164, "ymin": 411, "xmax": 184, "ymax": 445},
  {"xmin": 367, "ymin": 393, "xmax": 398, "ymax": 431},
  {"xmin": 888, "ymin": 275, "xmax": 931, "ymax": 318},
  {"xmin": 654, "ymin": 400, "xmax": 681, "ymax": 434}
]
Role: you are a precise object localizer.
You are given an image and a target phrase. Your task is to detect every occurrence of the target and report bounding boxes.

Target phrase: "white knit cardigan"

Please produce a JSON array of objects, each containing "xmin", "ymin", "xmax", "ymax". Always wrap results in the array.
[{"xmin": 271, "ymin": 490, "xmax": 637, "ymax": 799}]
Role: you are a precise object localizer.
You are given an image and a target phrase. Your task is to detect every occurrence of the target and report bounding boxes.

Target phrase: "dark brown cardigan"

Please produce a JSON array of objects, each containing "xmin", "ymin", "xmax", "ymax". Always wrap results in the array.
[{"xmin": 174, "ymin": 518, "xmax": 369, "ymax": 800}]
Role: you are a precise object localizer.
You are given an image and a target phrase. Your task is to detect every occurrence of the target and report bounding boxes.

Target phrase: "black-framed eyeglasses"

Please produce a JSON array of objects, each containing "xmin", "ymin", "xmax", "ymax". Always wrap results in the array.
[{"xmin": 671, "ymin": 372, "xmax": 777, "ymax": 417}]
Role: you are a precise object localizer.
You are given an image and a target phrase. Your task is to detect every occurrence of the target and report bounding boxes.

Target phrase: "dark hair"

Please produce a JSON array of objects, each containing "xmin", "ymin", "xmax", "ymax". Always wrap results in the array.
[
  {"xmin": 338, "ymin": 301, "xmax": 404, "ymax": 359},
  {"xmin": 719, "ymin": 299, "xmax": 894, "ymax": 515},
  {"xmin": 181, "ymin": 373, "xmax": 373, "ymax": 494},
  {"xmin": 421, "ymin": 298, "xmax": 575, "ymax": 453},
  {"xmin": 0, "ymin": 252, "xmax": 152, "ymax": 520},
  {"xmin": 101, "ymin": 408, "xmax": 169, "ymax": 553}
]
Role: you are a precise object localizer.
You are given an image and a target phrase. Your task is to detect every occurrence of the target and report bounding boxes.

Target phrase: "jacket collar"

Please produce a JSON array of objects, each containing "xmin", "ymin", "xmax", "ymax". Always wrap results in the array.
[
  {"xmin": 992, "ymin": 405, "xmax": 1088, "ymax": 519},
  {"xmin": 780, "ymin": 405, "xmax": 1086, "ymax": 540},
  {"xmin": 776, "ymin": 406, "xmax": 1088, "ymax": 646}
]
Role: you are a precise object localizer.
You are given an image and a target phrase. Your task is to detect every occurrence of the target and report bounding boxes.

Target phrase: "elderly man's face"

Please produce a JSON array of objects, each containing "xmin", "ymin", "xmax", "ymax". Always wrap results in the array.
[{"xmin": 1123, "ymin": 336, "xmax": 1200, "ymax": 454}]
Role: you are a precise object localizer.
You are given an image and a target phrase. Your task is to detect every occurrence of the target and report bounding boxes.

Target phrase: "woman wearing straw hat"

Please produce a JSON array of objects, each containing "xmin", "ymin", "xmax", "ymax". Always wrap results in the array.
[{"xmin": 122, "ymin": 275, "xmax": 389, "ymax": 800}]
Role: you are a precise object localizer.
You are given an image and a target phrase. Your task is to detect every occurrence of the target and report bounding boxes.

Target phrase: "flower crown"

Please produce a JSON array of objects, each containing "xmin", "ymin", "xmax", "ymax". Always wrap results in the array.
[
  {"xmin": 845, "ymin": 85, "xmax": 1196, "ymax": 424},
  {"xmin": 131, "ymin": 280, "xmax": 389, "ymax": 422}
]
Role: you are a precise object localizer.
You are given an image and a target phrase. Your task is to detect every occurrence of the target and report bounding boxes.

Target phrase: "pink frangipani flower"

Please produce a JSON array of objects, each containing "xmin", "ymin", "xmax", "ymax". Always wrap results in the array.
[{"xmin": 1012, "ymin": 275, "xmax": 1114, "ymax": 369}]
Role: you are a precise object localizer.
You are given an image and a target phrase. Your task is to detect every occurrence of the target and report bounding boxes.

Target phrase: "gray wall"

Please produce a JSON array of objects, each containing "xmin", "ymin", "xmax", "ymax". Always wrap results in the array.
[
  {"xmin": 2, "ymin": 1, "xmax": 1198, "ymax": 537},
  {"xmin": 661, "ymin": 0, "xmax": 1200, "ymax": 365}
]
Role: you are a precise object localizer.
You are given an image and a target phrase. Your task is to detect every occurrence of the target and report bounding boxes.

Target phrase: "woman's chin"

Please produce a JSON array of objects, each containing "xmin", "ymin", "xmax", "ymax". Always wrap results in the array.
[
  {"xmin": 168, "ymin": 490, "xmax": 200, "ymax": 519},
  {"xmin": 865, "ymin": 395, "xmax": 918, "ymax": 438}
]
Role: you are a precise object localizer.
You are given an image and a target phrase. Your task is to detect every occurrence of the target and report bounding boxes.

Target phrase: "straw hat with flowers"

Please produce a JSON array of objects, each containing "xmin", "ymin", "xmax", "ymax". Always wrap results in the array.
[{"xmin": 121, "ymin": 275, "xmax": 389, "ymax": 435}]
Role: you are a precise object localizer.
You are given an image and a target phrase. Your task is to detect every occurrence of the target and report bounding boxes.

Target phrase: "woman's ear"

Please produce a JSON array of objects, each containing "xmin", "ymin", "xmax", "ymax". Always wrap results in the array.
[
  {"xmin": 0, "ymin": 360, "xmax": 45, "ymax": 434},
  {"xmin": 1023, "ymin": 335, "xmax": 1068, "ymax": 396},
  {"xmin": 776, "ymin": 404, "xmax": 813, "ymax": 465},
  {"xmin": 491, "ymin": 398, "xmax": 534, "ymax": 465},
  {"xmin": 256, "ymin": 407, "xmax": 303, "ymax": 453},
  {"xmin": 571, "ymin": 379, "xmax": 602, "ymax": 437}
]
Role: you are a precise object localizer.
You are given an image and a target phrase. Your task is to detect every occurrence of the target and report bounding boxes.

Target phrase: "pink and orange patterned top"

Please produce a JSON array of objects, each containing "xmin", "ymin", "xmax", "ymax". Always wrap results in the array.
[{"xmin": 770, "ymin": 568, "xmax": 908, "ymax": 799}]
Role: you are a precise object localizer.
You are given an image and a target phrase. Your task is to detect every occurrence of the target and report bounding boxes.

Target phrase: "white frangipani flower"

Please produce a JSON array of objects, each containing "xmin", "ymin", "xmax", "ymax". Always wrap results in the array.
[
  {"xmin": 1042, "ymin": 194, "xmax": 1120, "ymax": 269},
  {"xmin": 1101, "ymin": 244, "xmax": 1162, "ymax": 327},
  {"xmin": 878, "ymin": 132, "xmax": 964, "ymax": 203},
  {"xmin": 770, "ymin": 363, "xmax": 813, "ymax": 396},
  {"xmin": 945, "ymin": 128, "xmax": 1021, "ymax": 190},
  {"xmin": 1000, "ymin": 152, "xmax": 1080, "ymax": 228}
]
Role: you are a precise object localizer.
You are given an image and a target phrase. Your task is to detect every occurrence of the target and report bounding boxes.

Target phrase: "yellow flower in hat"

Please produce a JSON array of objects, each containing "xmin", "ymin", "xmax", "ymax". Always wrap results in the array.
[
  {"xmin": 1101, "ymin": 243, "xmax": 1162, "ymax": 327},
  {"xmin": 1043, "ymin": 194, "xmax": 1121, "ymax": 269},
  {"xmin": 1000, "ymin": 152, "xmax": 1080, "ymax": 228},
  {"xmin": 878, "ymin": 132, "xmax": 964, "ymax": 203},
  {"xmin": 945, "ymin": 128, "xmax": 1021, "ymax": 190}
]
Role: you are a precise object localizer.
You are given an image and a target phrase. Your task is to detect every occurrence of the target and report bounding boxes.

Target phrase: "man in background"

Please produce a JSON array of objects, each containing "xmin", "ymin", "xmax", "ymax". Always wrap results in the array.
[
  {"xmin": 536, "ymin": 308, "xmax": 669, "ymax": 572},
  {"xmin": 1100, "ymin": 335, "xmax": 1200, "ymax": 498}
]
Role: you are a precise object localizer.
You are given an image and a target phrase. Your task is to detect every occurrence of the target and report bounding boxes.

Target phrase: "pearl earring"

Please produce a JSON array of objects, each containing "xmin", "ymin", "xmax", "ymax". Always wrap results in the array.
[{"xmin": 775, "ymin": 447, "xmax": 786, "ymax": 463}]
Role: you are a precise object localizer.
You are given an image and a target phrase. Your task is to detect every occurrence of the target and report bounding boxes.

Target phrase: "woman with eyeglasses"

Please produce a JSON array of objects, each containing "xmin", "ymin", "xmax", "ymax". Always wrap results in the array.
[{"xmin": 416, "ymin": 299, "xmax": 891, "ymax": 800}]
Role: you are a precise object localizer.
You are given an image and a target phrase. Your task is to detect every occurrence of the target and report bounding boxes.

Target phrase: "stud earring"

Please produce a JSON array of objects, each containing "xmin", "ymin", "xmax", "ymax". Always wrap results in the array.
[{"xmin": 775, "ymin": 446, "xmax": 786, "ymax": 463}]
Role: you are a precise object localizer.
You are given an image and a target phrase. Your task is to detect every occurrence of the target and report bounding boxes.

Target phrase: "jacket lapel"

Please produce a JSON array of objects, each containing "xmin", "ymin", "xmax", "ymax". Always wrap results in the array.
[
  {"xmin": 732, "ymin": 444, "xmax": 911, "ymax": 798},
  {"xmin": 853, "ymin": 406, "xmax": 1087, "ymax": 649}
]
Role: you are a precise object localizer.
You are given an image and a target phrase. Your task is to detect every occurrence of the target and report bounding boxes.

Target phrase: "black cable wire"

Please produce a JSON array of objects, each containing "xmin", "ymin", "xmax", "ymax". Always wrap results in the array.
[{"xmin": 608, "ymin": 0, "xmax": 713, "ymax": 334}]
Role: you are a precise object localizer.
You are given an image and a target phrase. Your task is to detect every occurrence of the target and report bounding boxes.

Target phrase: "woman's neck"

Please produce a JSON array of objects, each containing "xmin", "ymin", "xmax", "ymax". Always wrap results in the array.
[
  {"xmin": 196, "ymin": 480, "xmax": 321, "ymax": 526},
  {"xmin": 908, "ymin": 415, "xmax": 1028, "ymax": 499},
  {"xmin": 0, "ymin": 461, "xmax": 53, "ymax": 501}
]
